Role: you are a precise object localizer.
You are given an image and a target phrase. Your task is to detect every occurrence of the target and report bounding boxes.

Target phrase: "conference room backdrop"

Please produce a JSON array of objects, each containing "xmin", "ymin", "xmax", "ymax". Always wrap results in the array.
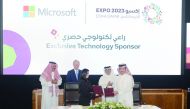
[{"xmin": 0, "ymin": 0, "xmax": 190, "ymax": 109}]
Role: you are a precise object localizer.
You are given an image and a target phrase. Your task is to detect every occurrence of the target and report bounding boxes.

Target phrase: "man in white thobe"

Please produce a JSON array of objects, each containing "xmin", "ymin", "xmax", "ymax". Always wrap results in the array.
[
  {"xmin": 39, "ymin": 62, "xmax": 62, "ymax": 109},
  {"xmin": 98, "ymin": 66, "xmax": 117, "ymax": 102},
  {"xmin": 115, "ymin": 64, "xmax": 134, "ymax": 108}
]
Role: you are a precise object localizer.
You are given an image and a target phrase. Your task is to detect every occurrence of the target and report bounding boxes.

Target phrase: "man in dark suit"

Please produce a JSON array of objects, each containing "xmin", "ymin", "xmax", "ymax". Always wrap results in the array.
[{"xmin": 66, "ymin": 60, "xmax": 82, "ymax": 82}]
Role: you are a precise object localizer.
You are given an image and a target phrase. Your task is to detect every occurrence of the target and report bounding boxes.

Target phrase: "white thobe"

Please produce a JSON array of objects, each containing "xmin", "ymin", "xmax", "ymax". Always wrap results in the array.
[
  {"xmin": 99, "ymin": 74, "xmax": 117, "ymax": 102},
  {"xmin": 115, "ymin": 74, "xmax": 134, "ymax": 108},
  {"xmin": 39, "ymin": 76, "xmax": 62, "ymax": 109}
]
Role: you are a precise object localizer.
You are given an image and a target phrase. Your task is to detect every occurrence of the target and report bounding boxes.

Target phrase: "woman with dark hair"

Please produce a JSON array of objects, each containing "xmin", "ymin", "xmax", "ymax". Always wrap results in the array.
[{"xmin": 79, "ymin": 68, "xmax": 95, "ymax": 106}]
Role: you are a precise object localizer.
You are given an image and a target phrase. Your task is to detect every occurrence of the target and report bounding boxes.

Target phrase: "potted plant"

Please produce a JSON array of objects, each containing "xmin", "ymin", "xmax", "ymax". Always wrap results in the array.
[{"xmin": 88, "ymin": 102, "xmax": 131, "ymax": 109}]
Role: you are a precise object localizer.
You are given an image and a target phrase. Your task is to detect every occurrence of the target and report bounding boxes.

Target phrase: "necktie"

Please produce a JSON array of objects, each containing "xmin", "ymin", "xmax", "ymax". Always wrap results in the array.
[{"xmin": 76, "ymin": 70, "xmax": 78, "ymax": 80}]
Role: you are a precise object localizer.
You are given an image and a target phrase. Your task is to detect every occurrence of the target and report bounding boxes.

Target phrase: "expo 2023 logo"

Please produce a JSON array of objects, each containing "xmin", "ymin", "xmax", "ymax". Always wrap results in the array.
[{"xmin": 142, "ymin": 3, "xmax": 162, "ymax": 25}]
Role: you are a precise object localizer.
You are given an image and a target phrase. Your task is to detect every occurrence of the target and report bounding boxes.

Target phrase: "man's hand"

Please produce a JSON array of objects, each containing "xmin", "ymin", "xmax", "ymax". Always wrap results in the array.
[
  {"xmin": 107, "ymin": 81, "xmax": 113, "ymax": 87},
  {"xmin": 114, "ymin": 91, "xmax": 118, "ymax": 95},
  {"xmin": 51, "ymin": 79, "xmax": 58, "ymax": 84},
  {"xmin": 95, "ymin": 94, "xmax": 99, "ymax": 97}
]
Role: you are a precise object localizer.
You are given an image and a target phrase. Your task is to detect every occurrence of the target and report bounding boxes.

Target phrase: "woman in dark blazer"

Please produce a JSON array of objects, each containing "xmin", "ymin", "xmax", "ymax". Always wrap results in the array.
[{"xmin": 79, "ymin": 69, "xmax": 95, "ymax": 106}]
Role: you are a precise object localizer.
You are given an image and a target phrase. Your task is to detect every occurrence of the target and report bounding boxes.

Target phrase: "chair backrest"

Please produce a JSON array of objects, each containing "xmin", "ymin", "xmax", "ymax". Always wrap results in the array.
[
  {"xmin": 64, "ymin": 82, "xmax": 80, "ymax": 106},
  {"xmin": 133, "ymin": 82, "xmax": 142, "ymax": 106}
]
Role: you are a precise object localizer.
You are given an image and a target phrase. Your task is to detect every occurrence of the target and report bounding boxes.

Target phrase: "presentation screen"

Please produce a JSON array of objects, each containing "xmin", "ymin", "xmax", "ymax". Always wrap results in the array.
[
  {"xmin": 3, "ymin": 0, "xmax": 184, "ymax": 75},
  {"xmin": 187, "ymin": 23, "xmax": 190, "ymax": 69}
]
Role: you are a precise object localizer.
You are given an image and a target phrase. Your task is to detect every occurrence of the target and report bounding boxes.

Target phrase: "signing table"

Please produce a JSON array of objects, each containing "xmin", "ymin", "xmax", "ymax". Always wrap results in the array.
[
  {"xmin": 52, "ymin": 105, "xmax": 160, "ymax": 109},
  {"xmin": 33, "ymin": 89, "xmax": 187, "ymax": 109}
]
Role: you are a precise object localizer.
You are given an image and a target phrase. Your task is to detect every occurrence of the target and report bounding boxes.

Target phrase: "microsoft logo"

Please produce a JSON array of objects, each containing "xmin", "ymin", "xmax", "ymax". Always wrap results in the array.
[
  {"xmin": 22, "ymin": 5, "xmax": 77, "ymax": 17},
  {"xmin": 23, "ymin": 6, "xmax": 35, "ymax": 17}
]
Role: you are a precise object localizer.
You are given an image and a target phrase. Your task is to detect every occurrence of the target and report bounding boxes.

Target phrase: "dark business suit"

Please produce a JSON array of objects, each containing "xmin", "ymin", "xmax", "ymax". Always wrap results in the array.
[
  {"xmin": 79, "ymin": 79, "xmax": 95, "ymax": 106},
  {"xmin": 66, "ymin": 69, "xmax": 82, "ymax": 82}
]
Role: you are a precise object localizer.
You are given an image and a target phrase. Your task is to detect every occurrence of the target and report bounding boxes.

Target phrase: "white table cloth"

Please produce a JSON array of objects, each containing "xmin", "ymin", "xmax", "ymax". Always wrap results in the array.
[{"xmin": 52, "ymin": 105, "xmax": 160, "ymax": 109}]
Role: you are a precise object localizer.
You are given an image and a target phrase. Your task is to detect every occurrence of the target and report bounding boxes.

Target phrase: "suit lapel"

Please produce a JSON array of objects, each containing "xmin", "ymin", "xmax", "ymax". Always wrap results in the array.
[{"xmin": 72, "ymin": 69, "xmax": 77, "ymax": 81}]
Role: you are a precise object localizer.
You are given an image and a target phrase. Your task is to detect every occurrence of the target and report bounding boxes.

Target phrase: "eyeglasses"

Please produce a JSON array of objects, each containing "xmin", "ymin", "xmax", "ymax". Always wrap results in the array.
[{"xmin": 105, "ymin": 69, "xmax": 111, "ymax": 71}]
